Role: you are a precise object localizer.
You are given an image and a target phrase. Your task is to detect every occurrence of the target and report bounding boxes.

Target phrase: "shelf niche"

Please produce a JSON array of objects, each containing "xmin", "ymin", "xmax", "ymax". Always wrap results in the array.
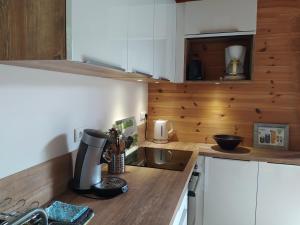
[{"xmin": 185, "ymin": 35, "xmax": 254, "ymax": 82}]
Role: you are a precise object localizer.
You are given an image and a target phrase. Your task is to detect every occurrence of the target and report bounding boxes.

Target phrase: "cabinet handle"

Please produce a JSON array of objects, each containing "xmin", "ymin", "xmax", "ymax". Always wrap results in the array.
[
  {"xmin": 188, "ymin": 172, "xmax": 200, "ymax": 197},
  {"xmin": 132, "ymin": 70, "xmax": 153, "ymax": 78},
  {"xmin": 158, "ymin": 77, "xmax": 170, "ymax": 81},
  {"xmin": 82, "ymin": 56, "xmax": 126, "ymax": 72},
  {"xmin": 266, "ymin": 161, "xmax": 291, "ymax": 166}
]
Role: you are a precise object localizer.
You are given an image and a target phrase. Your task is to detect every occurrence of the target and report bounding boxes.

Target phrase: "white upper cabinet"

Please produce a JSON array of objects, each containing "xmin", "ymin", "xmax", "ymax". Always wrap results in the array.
[
  {"xmin": 68, "ymin": 0, "xmax": 176, "ymax": 80},
  {"xmin": 256, "ymin": 162, "xmax": 300, "ymax": 225},
  {"xmin": 68, "ymin": 0, "xmax": 129, "ymax": 71},
  {"xmin": 153, "ymin": 0, "xmax": 176, "ymax": 81},
  {"xmin": 184, "ymin": 0, "xmax": 257, "ymax": 36},
  {"xmin": 128, "ymin": 0, "xmax": 155, "ymax": 76},
  {"xmin": 203, "ymin": 157, "xmax": 258, "ymax": 225}
]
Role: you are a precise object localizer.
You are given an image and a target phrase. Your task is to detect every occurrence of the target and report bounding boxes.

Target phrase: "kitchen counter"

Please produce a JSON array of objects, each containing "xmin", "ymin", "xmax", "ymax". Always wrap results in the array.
[
  {"xmin": 141, "ymin": 141, "xmax": 300, "ymax": 166},
  {"xmin": 57, "ymin": 150, "xmax": 198, "ymax": 225},
  {"xmin": 56, "ymin": 141, "xmax": 300, "ymax": 225}
]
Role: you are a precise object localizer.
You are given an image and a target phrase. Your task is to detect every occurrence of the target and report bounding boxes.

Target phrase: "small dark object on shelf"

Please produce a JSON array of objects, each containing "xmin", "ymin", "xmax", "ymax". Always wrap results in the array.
[
  {"xmin": 213, "ymin": 135, "xmax": 243, "ymax": 150},
  {"xmin": 186, "ymin": 58, "xmax": 204, "ymax": 81}
]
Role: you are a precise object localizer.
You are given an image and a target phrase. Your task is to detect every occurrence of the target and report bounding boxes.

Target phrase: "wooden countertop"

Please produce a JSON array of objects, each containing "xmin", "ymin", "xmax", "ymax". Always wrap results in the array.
[
  {"xmin": 56, "ymin": 141, "xmax": 300, "ymax": 225},
  {"xmin": 57, "ymin": 150, "xmax": 198, "ymax": 225},
  {"xmin": 141, "ymin": 141, "xmax": 300, "ymax": 166}
]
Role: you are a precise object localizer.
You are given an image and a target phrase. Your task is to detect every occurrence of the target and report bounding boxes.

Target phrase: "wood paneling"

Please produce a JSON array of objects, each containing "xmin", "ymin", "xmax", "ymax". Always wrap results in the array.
[
  {"xmin": 0, "ymin": 0, "xmax": 66, "ymax": 60},
  {"xmin": 148, "ymin": 0, "xmax": 300, "ymax": 151}
]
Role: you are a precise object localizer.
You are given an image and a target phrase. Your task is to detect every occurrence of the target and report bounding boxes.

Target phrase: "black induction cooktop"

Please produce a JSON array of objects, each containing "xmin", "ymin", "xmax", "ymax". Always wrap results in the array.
[{"xmin": 125, "ymin": 147, "xmax": 193, "ymax": 171}]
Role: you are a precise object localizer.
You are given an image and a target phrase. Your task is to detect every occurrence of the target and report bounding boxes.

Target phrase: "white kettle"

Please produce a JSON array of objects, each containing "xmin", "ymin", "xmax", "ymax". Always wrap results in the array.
[{"xmin": 153, "ymin": 120, "xmax": 174, "ymax": 144}]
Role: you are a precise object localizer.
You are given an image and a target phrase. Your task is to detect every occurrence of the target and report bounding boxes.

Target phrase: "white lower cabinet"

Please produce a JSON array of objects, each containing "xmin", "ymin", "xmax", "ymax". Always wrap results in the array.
[
  {"xmin": 172, "ymin": 190, "xmax": 188, "ymax": 225},
  {"xmin": 203, "ymin": 157, "xmax": 258, "ymax": 225},
  {"xmin": 197, "ymin": 157, "xmax": 300, "ymax": 225},
  {"xmin": 256, "ymin": 162, "xmax": 300, "ymax": 225}
]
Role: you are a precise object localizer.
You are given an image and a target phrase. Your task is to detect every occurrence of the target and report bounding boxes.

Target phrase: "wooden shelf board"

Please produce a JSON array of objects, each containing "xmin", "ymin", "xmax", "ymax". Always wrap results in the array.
[
  {"xmin": 184, "ymin": 80, "xmax": 253, "ymax": 84},
  {"xmin": 0, "ymin": 60, "xmax": 170, "ymax": 84},
  {"xmin": 176, "ymin": 0, "xmax": 199, "ymax": 3}
]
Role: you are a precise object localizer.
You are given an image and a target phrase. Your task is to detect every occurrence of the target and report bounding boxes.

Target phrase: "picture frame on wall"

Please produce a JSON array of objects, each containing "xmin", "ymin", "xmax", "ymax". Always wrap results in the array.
[{"xmin": 253, "ymin": 123, "xmax": 289, "ymax": 150}]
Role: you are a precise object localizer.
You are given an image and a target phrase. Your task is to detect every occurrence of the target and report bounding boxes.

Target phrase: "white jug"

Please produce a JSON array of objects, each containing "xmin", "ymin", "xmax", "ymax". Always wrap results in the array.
[{"xmin": 153, "ymin": 120, "xmax": 174, "ymax": 144}]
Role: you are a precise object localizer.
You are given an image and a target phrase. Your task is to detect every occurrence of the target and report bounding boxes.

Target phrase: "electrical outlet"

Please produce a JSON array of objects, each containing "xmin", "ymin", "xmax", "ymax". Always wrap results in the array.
[
  {"xmin": 74, "ymin": 127, "xmax": 84, "ymax": 143},
  {"xmin": 140, "ymin": 111, "xmax": 147, "ymax": 121}
]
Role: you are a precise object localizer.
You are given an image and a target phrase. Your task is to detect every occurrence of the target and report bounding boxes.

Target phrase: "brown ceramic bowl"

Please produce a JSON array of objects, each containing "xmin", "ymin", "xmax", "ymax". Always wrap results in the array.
[{"xmin": 213, "ymin": 135, "xmax": 243, "ymax": 150}]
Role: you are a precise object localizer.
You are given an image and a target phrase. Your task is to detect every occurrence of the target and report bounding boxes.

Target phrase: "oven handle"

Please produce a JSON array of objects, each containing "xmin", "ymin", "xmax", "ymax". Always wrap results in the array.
[{"xmin": 188, "ymin": 172, "xmax": 200, "ymax": 197}]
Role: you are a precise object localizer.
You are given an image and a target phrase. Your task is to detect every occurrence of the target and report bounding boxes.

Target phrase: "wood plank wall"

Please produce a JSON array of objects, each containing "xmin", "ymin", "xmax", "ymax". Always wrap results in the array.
[{"xmin": 148, "ymin": 0, "xmax": 300, "ymax": 150}]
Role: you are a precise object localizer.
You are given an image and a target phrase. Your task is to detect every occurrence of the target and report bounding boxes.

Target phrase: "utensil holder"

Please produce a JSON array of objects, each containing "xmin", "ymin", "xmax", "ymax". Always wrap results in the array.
[{"xmin": 108, "ymin": 153, "xmax": 125, "ymax": 174}]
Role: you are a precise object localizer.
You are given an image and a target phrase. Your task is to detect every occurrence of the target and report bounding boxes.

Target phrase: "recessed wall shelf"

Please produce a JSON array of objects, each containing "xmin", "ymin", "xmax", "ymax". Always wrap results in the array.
[{"xmin": 184, "ymin": 35, "xmax": 255, "ymax": 82}]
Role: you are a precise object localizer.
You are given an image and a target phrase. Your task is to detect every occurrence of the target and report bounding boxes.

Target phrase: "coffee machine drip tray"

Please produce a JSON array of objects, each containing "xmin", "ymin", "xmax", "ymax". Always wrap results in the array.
[
  {"xmin": 92, "ymin": 177, "xmax": 128, "ymax": 197},
  {"xmin": 71, "ymin": 176, "xmax": 128, "ymax": 198},
  {"xmin": 125, "ymin": 147, "xmax": 193, "ymax": 171}
]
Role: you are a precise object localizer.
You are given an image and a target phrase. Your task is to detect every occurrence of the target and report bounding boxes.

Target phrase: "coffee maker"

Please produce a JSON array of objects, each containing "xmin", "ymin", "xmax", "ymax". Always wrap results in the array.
[
  {"xmin": 71, "ymin": 129, "xmax": 128, "ymax": 197},
  {"xmin": 225, "ymin": 45, "xmax": 246, "ymax": 80}
]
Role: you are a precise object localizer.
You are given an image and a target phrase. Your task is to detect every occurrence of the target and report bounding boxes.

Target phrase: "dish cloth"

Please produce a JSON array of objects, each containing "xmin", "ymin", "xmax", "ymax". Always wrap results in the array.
[{"xmin": 46, "ymin": 201, "xmax": 89, "ymax": 223}]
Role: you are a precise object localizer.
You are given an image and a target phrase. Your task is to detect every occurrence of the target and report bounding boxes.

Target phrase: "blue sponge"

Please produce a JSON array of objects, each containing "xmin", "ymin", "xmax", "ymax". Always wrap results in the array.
[{"xmin": 46, "ymin": 201, "xmax": 88, "ymax": 223}]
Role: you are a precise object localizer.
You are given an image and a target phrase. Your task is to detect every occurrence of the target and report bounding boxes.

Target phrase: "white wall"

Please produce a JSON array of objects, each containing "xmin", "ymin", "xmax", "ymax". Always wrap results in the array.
[{"xmin": 0, "ymin": 64, "xmax": 148, "ymax": 179}]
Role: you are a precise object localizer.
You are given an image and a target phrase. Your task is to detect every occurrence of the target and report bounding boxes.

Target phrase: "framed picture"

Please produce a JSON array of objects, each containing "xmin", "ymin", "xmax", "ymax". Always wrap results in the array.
[{"xmin": 253, "ymin": 123, "xmax": 289, "ymax": 150}]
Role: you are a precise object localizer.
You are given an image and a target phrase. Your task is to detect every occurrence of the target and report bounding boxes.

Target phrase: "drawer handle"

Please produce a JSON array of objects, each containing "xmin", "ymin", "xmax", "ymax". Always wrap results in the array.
[{"xmin": 132, "ymin": 70, "xmax": 153, "ymax": 78}]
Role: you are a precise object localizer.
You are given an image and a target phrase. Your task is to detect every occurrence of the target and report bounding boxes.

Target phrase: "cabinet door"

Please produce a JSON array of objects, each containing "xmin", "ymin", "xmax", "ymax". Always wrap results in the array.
[
  {"xmin": 172, "ymin": 190, "xmax": 188, "ymax": 225},
  {"xmin": 69, "ymin": 0, "xmax": 128, "ymax": 71},
  {"xmin": 203, "ymin": 157, "xmax": 258, "ymax": 225},
  {"xmin": 174, "ymin": 3, "xmax": 185, "ymax": 83},
  {"xmin": 153, "ymin": 0, "xmax": 176, "ymax": 81},
  {"xmin": 184, "ymin": 0, "xmax": 257, "ymax": 35},
  {"xmin": 0, "ymin": 0, "xmax": 66, "ymax": 60},
  {"xmin": 256, "ymin": 162, "xmax": 300, "ymax": 225},
  {"xmin": 128, "ymin": 0, "xmax": 154, "ymax": 76}
]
